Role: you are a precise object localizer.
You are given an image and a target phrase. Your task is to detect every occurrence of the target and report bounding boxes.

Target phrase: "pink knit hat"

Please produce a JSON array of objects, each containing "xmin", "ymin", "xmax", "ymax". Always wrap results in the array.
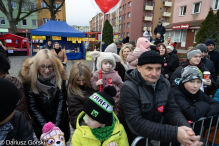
[{"xmin": 40, "ymin": 122, "xmax": 64, "ymax": 141}]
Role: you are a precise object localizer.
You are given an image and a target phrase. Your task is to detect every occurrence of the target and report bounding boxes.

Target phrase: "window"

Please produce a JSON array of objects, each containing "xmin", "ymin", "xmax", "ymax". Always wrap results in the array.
[
  {"xmin": 160, "ymin": 8, "xmax": 162, "ymax": 12},
  {"xmin": 41, "ymin": 2, "xmax": 47, "ymax": 8},
  {"xmin": 153, "ymin": 2, "xmax": 155, "ymax": 7},
  {"xmin": 54, "ymin": 3, "xmax": 60, "ymax": 10},
  {"xmin": 151, "ymin": 13, "xmax": 154, "ymax": 17},
  {"xmin": 22, "ymin": 19, "xmax": 27, "ymax": 26},
  {"xmin": 21, "ymin": 2, "xmax": 25, "ymax": 9},
  {"xmin": 43, "ymin": 18, "xmax": 50, "ymax": 24},
  {"xmin": 127, "ymin": 32, "xmax": 129, "ymax": 37},
  {"xmin": 119, "ymin": 25, "xmax": 121, "ymax": 29},
  {"xmin": 151, "ymin": 23, "xmax": 153, "ymax": 27},
  {"xmin": 192, "ymin": 2, "xmax": 201, "ymax": 14},
  {"xmin": 128, "ymin": 2, "xmax": 131, "ymax": 7},
  {"xmin": 128, "ymin": 12, "xmax": 131, "ymax": 18},
  {"xmin": 32, "ymin": 20, "xmax": 36, "ymax": 27},
  {"xmin": 213, "ymin": 0, "xmax": 219, "ymax": 10},
  {"xmin": 11, "ymin": 1, "xmax": 16, "ymax": 9},
  {"xmin": 166, "ymin": 8, "xmax": 168, "ymax": 12},
  {"xmin": 119, "ymin": 16, "xmax": 121, "ymax": 20},
  {"xmin": 179, "ymin": 6, "xmax": 187, "ymax": 16},
  {"xmin": 120, "ymin": 7, "xmax": 122, "ymax": 11},
  {"xmin": 127, "ymin": 22, "xmax": 130, "ymax": 28},
  {"xmin": 56, "ymin": 19, "xmax": 61, "ymax": 21},
  {"xmin": 161, "ymin": 0, "xmax": 162, "ymax": 2},
  {"xmin": 145, "ymin": 12, "xmax": 147, "ymax": 16},
  {"xmin": 30, "ymin": 3, "xmax": 35, "ymax": 10},
  {"xmin": 146, "ymin": 2, "xmax": 148, "ymax": 5},
  {"xmin": 16, "ymin": 22, "xmax": 19, "ymax": 26},
  {"xmin": 0, "ymin": 18, "xmax": 5, "ymax": 25},
  {"xmin": 159, "ymin": 18, "xmax": 161, "ymax": 21},
  {"xmin": 194, "ymin": 29, "xmax": 199, "ymax": 43},
  {"xmin": 144, "ymin": 23, "xmax": 146, "ymax": 27},
  {"xmin": 123, "ymin": 23, "xmax": 126, "ymax": 28}
]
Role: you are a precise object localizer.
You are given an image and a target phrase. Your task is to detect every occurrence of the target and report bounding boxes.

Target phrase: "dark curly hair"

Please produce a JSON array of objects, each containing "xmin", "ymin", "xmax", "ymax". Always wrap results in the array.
[{"xmin": 0, "ymin": 53, "xmax": 10, "ymax": 74}]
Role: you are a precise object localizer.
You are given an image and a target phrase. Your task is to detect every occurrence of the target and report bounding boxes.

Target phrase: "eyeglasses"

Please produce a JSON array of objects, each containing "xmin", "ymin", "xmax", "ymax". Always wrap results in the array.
[{"xmin": 39, "ymin": 65, "xmax": 54, "ymax": 71}]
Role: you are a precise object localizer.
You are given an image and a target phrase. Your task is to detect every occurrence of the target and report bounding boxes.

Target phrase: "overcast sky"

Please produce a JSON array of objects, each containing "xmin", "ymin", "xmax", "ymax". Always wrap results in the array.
[{"xmin": 66, "ymin": 0, "xmax": 101, "ymax": 26}]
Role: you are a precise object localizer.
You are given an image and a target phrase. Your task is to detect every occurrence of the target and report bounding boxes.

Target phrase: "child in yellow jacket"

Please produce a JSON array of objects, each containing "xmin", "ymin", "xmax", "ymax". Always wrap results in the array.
[{"xmin": 71, "ymin": 86, "xmax": 129, "ymax": 146}]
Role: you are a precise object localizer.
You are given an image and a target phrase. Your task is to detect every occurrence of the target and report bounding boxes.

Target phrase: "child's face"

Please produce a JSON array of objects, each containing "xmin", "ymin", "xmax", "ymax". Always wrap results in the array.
[
  {"xmin": 85, "ymin": 114, "xmax": 105, "ymax": 129},
  {"xmin": 184, "ymin": 79, "xmax": 202, "ymax": 94},
  {"xmin": 102, "ymin": 61, "xmax": 112, "ymax": 72},
  {"xmin": 0, "ymin": 110, "xmax": 15, "ymax": 125}
]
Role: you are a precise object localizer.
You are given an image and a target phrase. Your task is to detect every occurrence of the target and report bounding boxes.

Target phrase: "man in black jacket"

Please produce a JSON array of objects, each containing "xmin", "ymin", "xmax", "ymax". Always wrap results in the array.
[
  {"xmin": 118, "ymin": 51, "xmax": 202, "ymax": 146},
  {"xmin": 205, "ymin": 39, "xmax": 219, "ymax": 81},
  {"xmin": 42, "ymin": 39, "xmax": 53, "ymax": 50},
  {"xmin": 152, "ymin": 33, "xmax": 164, "ymax": 45},
  {"xmin": 196, "ymin": 43, "xmax": 216, "ymax": 80},
  {"xmin": 0, "ymin": 78, "xmax": 34, "ymax": 146},
  {"xmin": 154, "ymin": 21, "xmax": 166, "ymax": 38}
]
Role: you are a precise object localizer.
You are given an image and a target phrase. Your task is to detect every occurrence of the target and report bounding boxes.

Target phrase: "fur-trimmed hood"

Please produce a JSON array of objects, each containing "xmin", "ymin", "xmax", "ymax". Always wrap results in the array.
[{"xmin": 19, "ymin": 58, "xmax": 67, "ymax": 84}]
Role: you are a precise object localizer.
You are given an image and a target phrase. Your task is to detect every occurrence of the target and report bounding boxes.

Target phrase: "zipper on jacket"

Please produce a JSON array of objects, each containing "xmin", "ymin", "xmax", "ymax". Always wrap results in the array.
[{"xmin": 101, "ymin": 131, "xmax": 121, "ymax": 146}]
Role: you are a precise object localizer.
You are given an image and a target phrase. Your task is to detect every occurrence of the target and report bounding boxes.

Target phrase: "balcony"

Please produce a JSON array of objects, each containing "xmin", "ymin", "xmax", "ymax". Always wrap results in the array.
[
  {"xmin": 162, "ymin": 12, "xmax": 171, "ymax": 17},
  {"xmin": 162, "ymin": 22, "xmax": 170, "ymax": 26},
  {"xmin": 145, "ymin": 5, "xmax": 153, "ymax": 11},
  {"xmin": 163, "ymin": 1, "xmax": 172, "ymax": 7},
  {"xmin": 143, "ymin": 27, "xmax": 151, "ymax": 31},
  {"xmin": 144, "ymin": 16, "xmax": 152, "ymax": 21}
]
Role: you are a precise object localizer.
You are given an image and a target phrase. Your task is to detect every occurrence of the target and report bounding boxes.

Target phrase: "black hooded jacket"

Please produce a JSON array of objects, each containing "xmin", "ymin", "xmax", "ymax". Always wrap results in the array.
[
  {"xmin": 118, "ymin": 69, "xmax": 191, "ymax": 143},
  {"xmin": 202, "ymin": 57, "xmax": 216, "ymax": 80},
  {"xmin": 154, "ymin": 24, "xmax": 166, "ymax": 36}
]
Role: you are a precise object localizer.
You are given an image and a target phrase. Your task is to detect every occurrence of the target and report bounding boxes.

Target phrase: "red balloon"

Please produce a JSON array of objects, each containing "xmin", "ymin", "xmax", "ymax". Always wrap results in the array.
[{"xmin": 95, "ymin": 0, "xmax": 120, "ymax": 13}]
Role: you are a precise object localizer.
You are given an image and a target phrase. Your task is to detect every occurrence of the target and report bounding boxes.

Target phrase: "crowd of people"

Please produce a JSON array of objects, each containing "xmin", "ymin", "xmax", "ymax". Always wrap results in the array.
[{"xmin": 1, "ymin": 23, "xmax": 219, "ymax": 146}]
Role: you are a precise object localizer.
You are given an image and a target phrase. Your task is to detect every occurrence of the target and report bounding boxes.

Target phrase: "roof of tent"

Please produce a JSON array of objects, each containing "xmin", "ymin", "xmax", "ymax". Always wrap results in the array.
[
  {"xmin": 0, "ymin": 33, "xmax": 27, "ymax": 40},
  {"xmin": 31, "ymin": 21, "xmax": 85, "ymax": 38}
]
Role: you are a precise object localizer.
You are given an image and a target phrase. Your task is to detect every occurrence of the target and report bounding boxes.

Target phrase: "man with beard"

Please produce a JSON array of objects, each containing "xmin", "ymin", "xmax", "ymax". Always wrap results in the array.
[{"xmin": 118, "ymin": 51, "xmax": 203, "ymax": 146}]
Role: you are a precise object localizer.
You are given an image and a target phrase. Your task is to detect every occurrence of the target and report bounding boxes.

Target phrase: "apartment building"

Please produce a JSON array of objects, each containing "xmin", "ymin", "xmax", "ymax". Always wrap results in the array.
[
  {"xmin": 72, "ymin": 25, "xmax": 90, "ymax": 32},
  {"xmin": 0, "ymin": 0, "xmax": 38, "ymax": 37},
  {"xmin": 153, "ymin": 0, "xmax": 175, "ymax": 38},
  {"xmin": 164, "ymin": 0, "xmax": 219, "ymax": 49},
  {"xmin": 36, "ymin": 0, "xmax": 66, "ymax": 27}
]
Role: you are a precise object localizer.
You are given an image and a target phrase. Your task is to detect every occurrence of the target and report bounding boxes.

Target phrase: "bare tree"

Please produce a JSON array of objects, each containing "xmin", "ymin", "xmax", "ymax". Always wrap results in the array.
[
  {"xmin": 42, "ymin": 0, "xmax": 65, "ymax": 20},
  {"xmin": 0, "ymin": 0, "xmax": 48, "ymax": 34}
]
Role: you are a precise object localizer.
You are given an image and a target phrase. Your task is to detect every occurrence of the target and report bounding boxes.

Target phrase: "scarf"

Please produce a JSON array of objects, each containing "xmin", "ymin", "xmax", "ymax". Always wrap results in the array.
[
  {"xmin": 55, "ymin": 48, "xmax": 61, "ymax": 55},
  {"xmin": 36, "ymin": 72, "xmax": 57, "ymax": 96},
  {"xmin": 184, "ymin": 59, "xmax": 203, "ymax": 70},
  {"xmin": 179, "ymin": 81, "xmax": 201, "ymax": 100},
  {"xmin": 0, "ymin": 122, "xmax": 13, "ymax": 145},
  {"xmin": 90, "ymin": 115, "xmax": 117, "ymax": 142}
]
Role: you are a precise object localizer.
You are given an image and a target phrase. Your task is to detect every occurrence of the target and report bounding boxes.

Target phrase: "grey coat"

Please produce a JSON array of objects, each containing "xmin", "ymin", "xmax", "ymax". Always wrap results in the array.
[{"xmin": 118, "ymin": 69, "xmax": 191, "ymax": 143}]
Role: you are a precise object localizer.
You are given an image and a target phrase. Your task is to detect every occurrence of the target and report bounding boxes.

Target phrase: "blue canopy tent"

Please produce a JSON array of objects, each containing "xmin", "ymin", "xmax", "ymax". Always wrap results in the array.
[{"xmin": 31, "ymin": 21, "xmax": 85, "ymax": 60}]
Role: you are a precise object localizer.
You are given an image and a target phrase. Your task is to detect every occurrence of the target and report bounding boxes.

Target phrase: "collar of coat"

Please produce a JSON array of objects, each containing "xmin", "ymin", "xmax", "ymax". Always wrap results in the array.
[{"xmin": 19, "ymin": 58, "xmax": 67, "ymax": 84}]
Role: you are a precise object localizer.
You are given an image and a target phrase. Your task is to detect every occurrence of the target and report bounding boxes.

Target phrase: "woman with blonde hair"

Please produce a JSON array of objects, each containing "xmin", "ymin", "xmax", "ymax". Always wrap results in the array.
[
  {"xmin": 67, "ymin": 61, "xmax": 95, "ymax": 129},
  {"xmin": 51, "ymin": 42, "xmax": 67, "ymax": 66},
  {"xmin": 119, "ymin": 44, "xmax": 132, "ymax": 70},
  {"xmin": 19, "ymin": 49, "xmax": 70, "ymax": 142}
]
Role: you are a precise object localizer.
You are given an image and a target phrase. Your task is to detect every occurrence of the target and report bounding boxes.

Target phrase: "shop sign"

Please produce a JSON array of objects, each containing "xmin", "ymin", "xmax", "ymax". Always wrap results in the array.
[
  {"xmin": 32, "ymin": 36, "xmax": 46, "ymax": 40},
  {"xmin": 172, "ymin": 24, "xmax": 190, "ymax": 30},
  {"xmin": 52, "ymin": 36, "xmax": 61, "ymax": 40},
  {"xmin": 0, "ymin": 28, "xmax": 8, "ymax": 32}
]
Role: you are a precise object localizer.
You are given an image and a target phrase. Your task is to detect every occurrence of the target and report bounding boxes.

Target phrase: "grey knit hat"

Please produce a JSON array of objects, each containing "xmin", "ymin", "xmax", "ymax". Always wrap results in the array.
[
  {"xmin": 181, "ymin": 66, "xmax": 202, "ymax": 83},
  {"xmin": 187, "ymin": 49, "xmax": 202, "ymax": 60},
  {"xmin": 196, "ymin": 44, "xmax": 208, "ymax": 52},
  {"xmin": 104, "ymin": 43, "xmax": 117, "ymax": 54}
]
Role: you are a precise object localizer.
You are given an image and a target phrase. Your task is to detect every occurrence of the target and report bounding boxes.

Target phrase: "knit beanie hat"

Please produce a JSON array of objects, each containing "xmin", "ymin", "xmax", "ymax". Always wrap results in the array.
[
  {"xmin": 205, "ymin": 39, "xmax": 215, "ymax": 46},
  {"xmin": 84, "ymin": 86, "xmax": 116, "ymax": 125},
  {"xmin": 122, "ymin": 36, "xmax": 129, "ymax": 44},
  {"xmin": 166, "ymin": 45, "xmax": 174, "ymax": 51},
  {"xmin": 181, "ymin": 66, "xmax": 202, "ymax": 83},
  {"xmin": 41, "ymin": 122, "xmax": 64, "ymax": 141},
  {"xmin": 171, "ymin": 42, "xmax": 177, "ymax": 48},
  {"xmin": 196, "ymin": 43, "xmax": 208, "ymax": 52},
  {"xmin": 89, "ymin": 51, "xmax": 121, "ymax": 70},
  {"xmin": 0, "ymin": 78, "xmax": 21, "ymax": 122},
  {"xmin": 187, "ymin": 49, "xmax": 202, "ymax": 60},
  {"xmin": 105, "ymin": 43, "xmax": 117, "ymax": 54},
  {"xmin": 150, "ymin": 45, "xmax": 160, "ymax": 53},
  {"xmin": 138, "ymin": 50, "xmax": 164, "ymax": 65}
]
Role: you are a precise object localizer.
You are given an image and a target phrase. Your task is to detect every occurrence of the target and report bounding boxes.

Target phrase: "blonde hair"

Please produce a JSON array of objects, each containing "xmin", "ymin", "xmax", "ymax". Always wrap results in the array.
[
  {"xmin": 187, "ymin": 46, "xmax": 195, "ymax": 52},
  {"xmin": 67, "ymin": 61, "xmax": 91, "ymax": 98},
  {"xmin": 119, "ymin": 44, "xmax": 132, "ymax": 63},
  {"xmin": 29, "ymin": 49, "xmax": 63, "ymax": 94}
]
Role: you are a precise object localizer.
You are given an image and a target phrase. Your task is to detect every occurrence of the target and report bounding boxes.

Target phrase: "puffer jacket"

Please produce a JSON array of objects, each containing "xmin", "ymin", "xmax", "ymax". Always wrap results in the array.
[
  {"xmin": 118, "ymin": 69, "xmax": 191, "ymax": 143},
  {"xmin": 67, "ymin": 86, "xmax": 95, "ymax": 129},
  {"xmin": 168, "ymin": 52, "xmax": 179, "ymax": 69},
  {"xmin": 71, "ymin": 111, "xmax": 129, "ymax": 146},
  {"xmin": 170, "ymin": 60, "xmax": 217, "ymax": 95},
  {"xmin": 172, "ymin": 79, "xmax": 219, "ymax": 122},
  {"xmin": 91, "ymin": 70, "xmax": 123, "ymax": 114},
  {"xmin": 5, "ymin": 74, "xmax": 31, "ymax": 123},
  {"xmin": 126, "ymin": 52, "xmax": 141, "ymax": 69},
  {"xmin": 4, "ymin": 111, "xmax": 34, "ymax": 146},
  {"xmin": 19, "ymin": 58, "xmax": 70, "ymax": 142}
]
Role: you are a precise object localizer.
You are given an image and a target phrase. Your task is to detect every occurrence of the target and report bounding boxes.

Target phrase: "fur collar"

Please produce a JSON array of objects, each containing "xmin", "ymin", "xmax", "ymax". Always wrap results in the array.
[{"xmin": 19, "ymin": 58, "xmax": 67, "ymax": 84}]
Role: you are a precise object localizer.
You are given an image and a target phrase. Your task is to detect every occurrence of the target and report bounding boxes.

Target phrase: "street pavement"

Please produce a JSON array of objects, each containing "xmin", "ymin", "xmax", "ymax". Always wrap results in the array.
[{"xmin": 9, "ymin": 55, "xmax": 93, "ymax": 146}]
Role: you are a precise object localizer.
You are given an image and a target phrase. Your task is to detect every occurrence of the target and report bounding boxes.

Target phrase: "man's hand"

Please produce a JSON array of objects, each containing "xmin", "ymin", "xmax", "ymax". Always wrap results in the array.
[
  {"xmin": 106, "ymin": 142, "xmax": 118, "ymax": 146},
  {"xmin": 96, "ymin": 79, "xmax": 103, "ymax": 86},
  {"xmin": 177, "ymin": 126, "xmax": 200, "ymax": 145},
  {"xmin": 204, "ymin": 79, "xmax": 212, "ymax": 86}
]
